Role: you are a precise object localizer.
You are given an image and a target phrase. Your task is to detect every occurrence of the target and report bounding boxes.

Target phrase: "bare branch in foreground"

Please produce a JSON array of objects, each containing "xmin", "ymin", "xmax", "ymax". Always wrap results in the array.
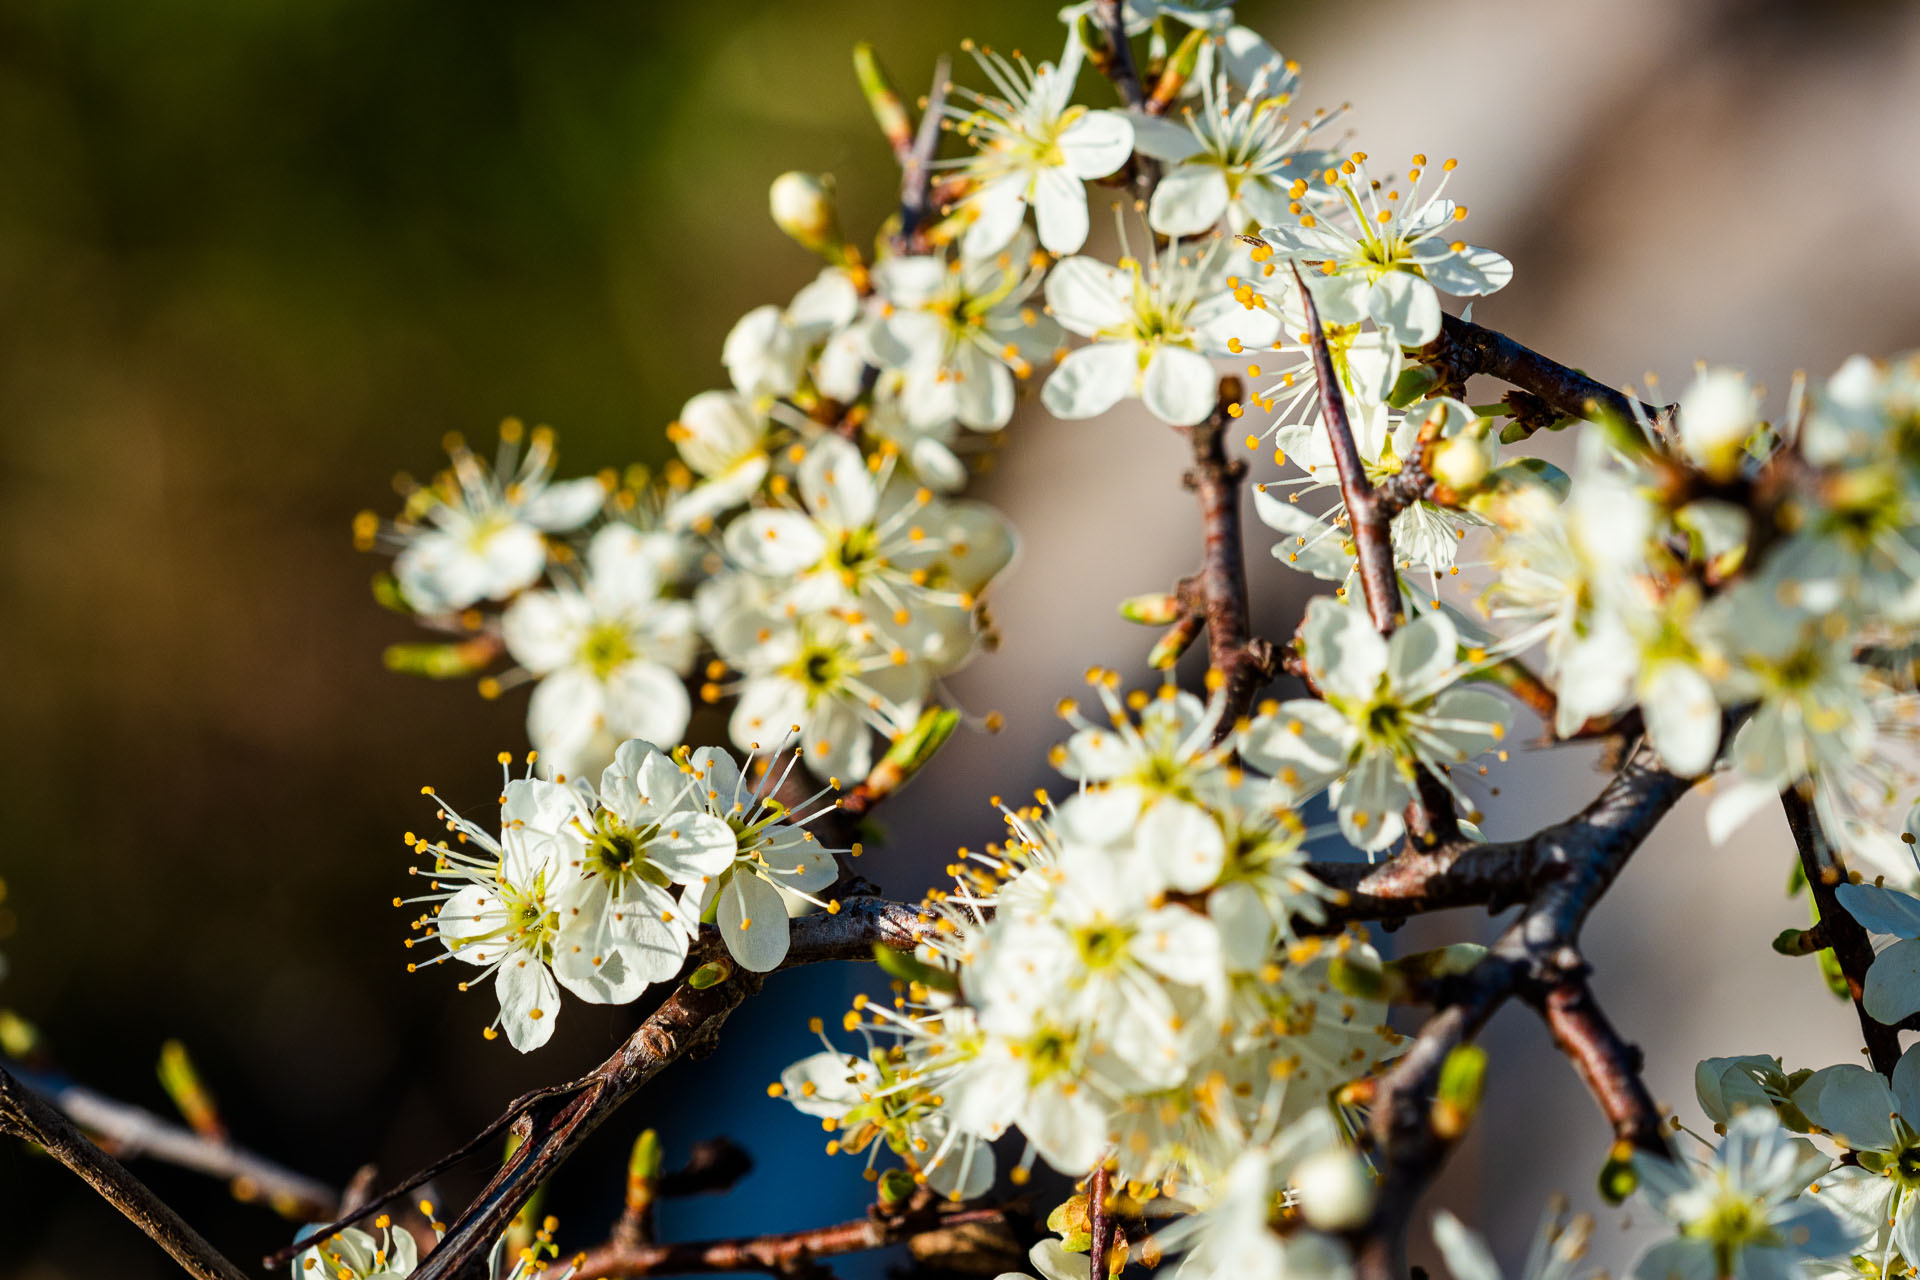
[
  {"xmin": 572, "ymin": 1198, "xmax": 1028, "ymax": 1278},
  {"xmin": 7, "ymin": 1060, "xmax": 338, "ymax": 1221},
  {"xmin": 0, "ymin": 1063, "xmax": 252, "ymax": 1280}
]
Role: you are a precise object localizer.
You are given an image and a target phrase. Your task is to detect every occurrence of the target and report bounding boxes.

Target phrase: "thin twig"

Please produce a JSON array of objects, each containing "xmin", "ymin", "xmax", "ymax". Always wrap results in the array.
[
  {"xmin": 411, "ymin": 975, "xmax": 762, "ymax": 1280},
  {"xmin": 572, "ymin": 1200, "xmax": 1025, "ymax": 1278},
  {"xmin": 1181, "ymin": 377, "xmax": 1275, "ymax": 736},
  {"xmin": 1087, "ymin": 1163, "xmax": 1115, "ymax": 1280},
  {"xmin": 895, "ymin": 57, "xmax": 949, "ymax": 253},
  {"xmin": 1535, "ymin": 976, "xmax": 1666, "ymax": 1152},
  {"xmin": 1424, "ymin": 313, "xmax": 1663, "ymax": 430},
  {"xmin": 1781, "ymin": 787, "xmax": 1901, "ymax": 1077},
  {"xmin": 8, "ymin": 1061, "xmax": 338, "ymax": 1220},
  {"xmin": 272, "ymin": 901, "xmax": 941, "ymax": 1278},
  {"xmin": 0, "ymin": 1063, "xmax": 252, "ymax": 1280},
  {"xmin": 1292, "ymin": 265, "xmax": 1402, "ymax": 634},
  {"xmin": 1090, "ymin": 2, "xmax": 1143, "ymax": 108}
]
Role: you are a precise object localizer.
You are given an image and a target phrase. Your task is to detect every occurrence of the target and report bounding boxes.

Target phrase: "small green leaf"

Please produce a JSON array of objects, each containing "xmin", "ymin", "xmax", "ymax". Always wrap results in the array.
[
  {"xmin": 1386, "ymin": 365, "xmax": 1441, "ymax": 408},
  {"xmin": 876, "ymin": 1167, "xmax": 916, "ymax": 1206},
  {"xmin": 1598, "ymin": 1148, "xmax": 1638, "ymax": 1205},
  {"xmin": 382, "ymin": 641, "xmax": 496, "ymax": 680},
  {"xmin": 371, "ymin": 572, "xmax": 412, "ymax": 614},
  {"xmin": 873, "ymin": 944, "xmax": 959, "ymax": 994},
  {"xmin": 688, "ymin": 960, "xmax": 733, "ymax": 990},
  {"xmin": 629, "ymin": 1129, "xmax": 664, "ymax": 1182},
  {"xmin": 1118, "ymin": 592, "xmax": 1182, "ymax": 626}
]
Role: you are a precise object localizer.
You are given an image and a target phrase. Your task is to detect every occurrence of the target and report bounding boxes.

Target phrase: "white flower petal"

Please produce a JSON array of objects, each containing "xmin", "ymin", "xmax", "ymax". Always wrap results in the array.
[
  {"xmin": 1043, "ymin": 256, "xmax": 1133, "ymax": 335},
  {"xmin": 1042, "ymin": 340, "xmax": 1138, "ymax": 419},
  {"xmin": 1147, "ymin": 164, "xmax": 1230, "ymax": 237},
  {"xmin": 1368, "ymin": 270, "xmax": 1443, "ymax": 346},
  {"xmin": 723, "ymin": 509, "xmax": 829, "ymax": 576},
  {"xmin": 717, "ymin": 870, "xmax": 792, "ymax": 972},
  {"xmin": 1141, "ymin": 345, "xmax": 1218, "ymax": 426},
  {"xmin": 1058, "ymin": 110, "xmax": 1134, "ymax": 179},
  {"xmin": 495, "ymin": 954, "xmax": 560, "ymax": 1052}
]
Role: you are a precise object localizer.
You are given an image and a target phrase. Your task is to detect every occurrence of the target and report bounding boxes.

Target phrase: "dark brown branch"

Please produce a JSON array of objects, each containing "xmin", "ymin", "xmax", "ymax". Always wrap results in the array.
[
  {"xmin": 1782, "ymin": 787, "xmax": 1901, "ymax": 1077},
  {"xmin": 414, "ymin": 975, "xmax": 761, "ymax": 1280},
  {"xmin": 1424, "ymin": 313, "xmax": 1662, "ymax": 431},
  {"xmin": 9, "ymin": 1061, "xmax": 338, "ymax": 1220},
  {"xmin": 1351, "ymin": 974, "xmax": 1511, "ymax": 1280},
  {"xmin": 1087, "ymin": 1163, "xmax": 1116, "ymax": 1280},
  {"xmin": 1087, "ymin": 1, "xmax": 1159, "ymax": 201},
  {"xmin": 1180, "ymin": 377, "xmax": 1276, "ymax": 736},
  {"xmin": 572, "ymin": 1200, "xmax": 1024, "ymax": 1278},
  {"xmin": 0, "ymin": 1063, "xmax": 251, "ymax": 1280},
  {"xmin": 894, "ymin": 57, "xmax": 949, "ymax": 253},
  {"xmin": 1350, "ymin": 737, "xmax": 1687, "ymax": 1280},
  {"xmin": 1535, "ymin": 977, "xmax": 1665, "ymax": 1152},
  {"xmin": 1090, "ymin": 2, "xmax": 1144, "ymax": 108},
  {"xmin": 269, "ymin": 901, "xmax": 943, "ymax": 1277},
  {"xmin": 1292, "ymin": 265, "xmax": 1402, "ymax": 634}
]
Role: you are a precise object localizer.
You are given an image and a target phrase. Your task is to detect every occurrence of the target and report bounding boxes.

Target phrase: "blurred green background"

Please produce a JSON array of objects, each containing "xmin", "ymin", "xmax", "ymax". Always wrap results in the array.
[{"xmin": 0, "ymin": 2, "xmax": 1085, "ymax": 1274}]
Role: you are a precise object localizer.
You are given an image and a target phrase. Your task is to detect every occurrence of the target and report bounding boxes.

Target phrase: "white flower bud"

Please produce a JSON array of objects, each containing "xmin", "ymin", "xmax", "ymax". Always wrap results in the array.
[
  {"xmin": 1430, "ymin": 430, "xmax": 1492, "ymax": 492},
  {"xmin": 1678, "ymin": 367, "xmax": 1759, "ymax": 479},
  {"xmin": 769, "ymin": 172, "xmax": 838, "ymax": 253},
  {"xmin": 1293, "ymin": 1148, "xmax": 1375, "ymax": 1231}
]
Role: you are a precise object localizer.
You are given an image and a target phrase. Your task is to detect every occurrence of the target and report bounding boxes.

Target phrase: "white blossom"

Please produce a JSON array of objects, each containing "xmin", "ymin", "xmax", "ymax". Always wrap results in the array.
[
  {"xmin": 405, "ymin": 777, "xmax": 591, "ymax": 1052},
  {"xmin": 1254, "ymin": 153, "xmax": 1511, "ymax": 347},
  {"xmin": 1630, "ymin": 1110, "xmax": 1856, "ymax": 1280},
  {"xmin": 1129, "ymin": 59, "xmax": 1334, "ymax": 237},
  {"xmin": 1240, "ymin": 597, "xmax": 1509, "ymax": 852},
  {"xmin": 1042, "ymin": 234, "xmax": 1279, "ymax": 425},
  {"xmin": 384, "ymin": 426, "xmax": 606, "ymax": 615},
  {"xmin": 945, "ymin": 37, "xmax": 1135, "ymax": 258},
  {"xmin": 501, "ymin": 525, "xmax": 698, "ymax": 782},
  {"xmin": 869, "ymin": 228, "xmax": 1059, "ymax": 431}
]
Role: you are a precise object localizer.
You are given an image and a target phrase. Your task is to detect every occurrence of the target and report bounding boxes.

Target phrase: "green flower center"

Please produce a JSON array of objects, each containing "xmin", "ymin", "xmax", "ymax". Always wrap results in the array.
[
  {"xmin": 585, "ymin": 818, "xmax": 673, "ymax": 888},
  {"xmin": 1896, "ymin": 1144, "xmax": 1920, "ymax": 1185},
  {"xmin": 1025, "ymin": 1027, "xmax": 1076, "ymax": 1082},
  {"xmin": 831, "ymin": 526, "xmax": 882, "ymax": 577},
  {"xmin": 785, "ymin": 643, "xmax": 850, "ymax": 700},
  {"xmin": 1072, "ymin": 922, "xmax": 1130, "ymax": 970},
  {"xmin": 1687, "ymin": 1187, "xmax": 1778, "ymax": 1275},
  {"xmin": 579, "ymin": 621, "xmax": 637, "ymax": 679}
]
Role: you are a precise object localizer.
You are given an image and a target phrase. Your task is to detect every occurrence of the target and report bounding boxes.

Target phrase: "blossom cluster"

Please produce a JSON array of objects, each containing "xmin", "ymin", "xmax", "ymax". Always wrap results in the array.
[
  {"xmin": 293, "ymin": 1206, "xmax": 577, "ymax": 1280},
  {"xmin": 402, "ymin": 741, "xmax": 842, "ymax": 1050},
  {"xmin": 340, "ymin": 2, "xmax": 1920, "ymax": 1278},
  {"xmin": 778, "ymin": 676, "xmax": 1391, "ymax": 1259},
  {"xmin": 354, "ymin": 17, "xmax": 1330, "ymax": 791}
]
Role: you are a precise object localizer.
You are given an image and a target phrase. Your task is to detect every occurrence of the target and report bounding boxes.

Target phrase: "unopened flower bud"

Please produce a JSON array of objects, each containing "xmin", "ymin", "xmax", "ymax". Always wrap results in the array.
[
  {"xmin": 1119, "ymin": 592, "xmax": 1182, "ymax": 625},
  {"xmin": 876, "ymin": 1167, "xmax": 917, "ymax": 1207},
  {"xmin": 1430, "ymin": 431, "xmax": 1492, "ymax": 492},
  {"xmin": 769, "ymin": 172, "xmax": 840, "ymax": 256},
  {"xmin": 1677, "ymin": 366, "xmax": 1759, "ymax": 480},
  {"xmin": 1294, "ymin": 1148, "xmax": 1375, "ymax": 1230}
]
